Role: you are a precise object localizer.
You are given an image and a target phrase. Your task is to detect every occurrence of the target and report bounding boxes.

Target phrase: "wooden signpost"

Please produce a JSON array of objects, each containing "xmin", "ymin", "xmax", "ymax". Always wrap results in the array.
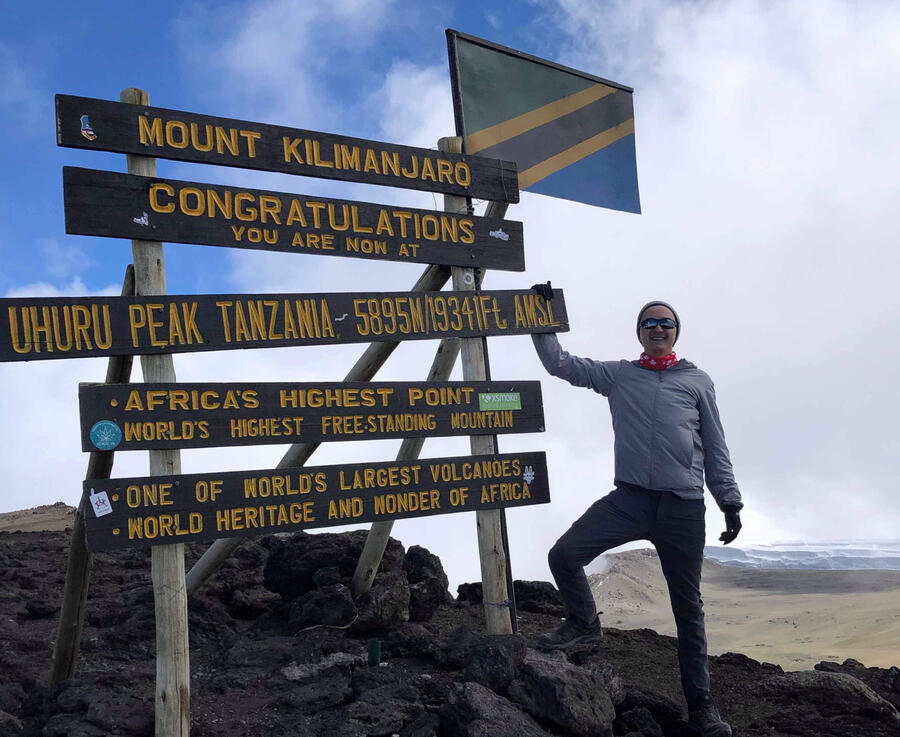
[
  {"xmin": 117, "ymin": 86, "xmax": 188, "ymax": 737},
  {"xmin": 82, "ymin": 451, "xmax": 549, "ymax": 552},
  {"xmin": 56, "ymin": 94, "xmax": 520, "ymax": 202},
  {"xmin": 79, "ymin": 380, "xmax": 544, "ymax": 451},
  {"xmin": 63, "ymin": 167, "xmax": 526, "ymax": 271},
  {"xmin": 0, "ymin": 288, "xmax": 567, "ymax": 362},
  {"xmin": 28, "ymin": 70, "xmax": 570, "ymax": 737}
]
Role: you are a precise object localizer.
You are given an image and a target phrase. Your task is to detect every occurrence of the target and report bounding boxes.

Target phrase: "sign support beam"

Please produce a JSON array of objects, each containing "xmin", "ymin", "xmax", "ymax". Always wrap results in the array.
[
  {"xmin": 351, "ymin": 338, "xmax": 460, "ymax": 596},
  {"xmin": 50, "ymin": 265, "xmax": 135, "ymax": 687},
  {"xmin": 121, "ymin": 87, "xmax": 189, "ymax": 737},
  {"xmin": 442, "ymin": 136, "xmax": 512, "ymax": 635},
  {"xmin": 351, "ymin": 173, "xmax": 511, "ymax": 600},
  {"xmin": 185, "ymin": 263, "xmax": 453, "ymax": 595}
]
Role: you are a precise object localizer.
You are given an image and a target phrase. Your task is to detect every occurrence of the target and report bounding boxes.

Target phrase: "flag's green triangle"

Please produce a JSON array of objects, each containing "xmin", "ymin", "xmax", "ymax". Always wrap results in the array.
[{"xmin": 456, "ymin": 37, "xmax": 597, "ymax": 134}]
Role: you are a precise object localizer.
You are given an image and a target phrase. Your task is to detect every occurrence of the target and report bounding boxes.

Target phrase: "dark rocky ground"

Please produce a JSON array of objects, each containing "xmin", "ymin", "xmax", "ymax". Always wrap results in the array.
[{"xmin": 1, "ymin": 528, "xmax": 899, "ymax": 737}]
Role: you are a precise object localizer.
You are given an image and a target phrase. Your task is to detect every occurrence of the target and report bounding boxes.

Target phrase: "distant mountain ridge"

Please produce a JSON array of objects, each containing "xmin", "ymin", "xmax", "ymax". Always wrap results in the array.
[{"xmin": 704, "ymin": 541, "xmax": 900, "ymax": 570}]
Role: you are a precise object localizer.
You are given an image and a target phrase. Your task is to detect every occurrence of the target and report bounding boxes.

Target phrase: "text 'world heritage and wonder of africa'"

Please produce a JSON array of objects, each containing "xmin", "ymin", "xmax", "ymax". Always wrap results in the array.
[{"xmin": 83, "ymin": 452, "xmax": 549, "ymax": 551}]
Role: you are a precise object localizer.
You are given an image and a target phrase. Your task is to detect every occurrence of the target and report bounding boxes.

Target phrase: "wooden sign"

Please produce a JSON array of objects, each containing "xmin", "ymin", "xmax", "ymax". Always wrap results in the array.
[
  {"xmin": 79, "ymin": 380, "xmax": 544, "ymax": 451},
  {"xmin": 82, "ymin": 451, "xmax": 549, "ymax": 551},
  {"xmin": 63, "ymin": 167, "xmax": 525, "ymax": 271},
  {"xmin": 56, "ymin": 94, "xmax": 520, "ymax": 203},
  {"xmin": 0, "ymin": 289, "xmax": 567, "ymax": 362}
]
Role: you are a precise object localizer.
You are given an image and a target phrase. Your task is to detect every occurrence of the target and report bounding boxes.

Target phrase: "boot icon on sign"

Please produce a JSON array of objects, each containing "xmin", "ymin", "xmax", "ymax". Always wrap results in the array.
[{"xmin": 80, "ymin": 115, "xmax": 97, "ymax": 141}]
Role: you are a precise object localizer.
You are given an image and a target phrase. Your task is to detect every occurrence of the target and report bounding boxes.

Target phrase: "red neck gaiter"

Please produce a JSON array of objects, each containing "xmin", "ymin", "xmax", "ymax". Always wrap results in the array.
[{"xmin": 639, "ymin": 352, "xmax": 678, "ymax": 370}]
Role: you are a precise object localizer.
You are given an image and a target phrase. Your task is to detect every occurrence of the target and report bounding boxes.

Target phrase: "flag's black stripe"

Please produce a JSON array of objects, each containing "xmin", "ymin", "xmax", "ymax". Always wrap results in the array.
[{"xmin": 473, "ymin": 90, "xmax": 634, "ymax": 173}]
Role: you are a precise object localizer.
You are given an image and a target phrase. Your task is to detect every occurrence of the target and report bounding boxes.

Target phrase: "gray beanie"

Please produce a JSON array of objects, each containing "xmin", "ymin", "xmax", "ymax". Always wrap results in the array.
[{"xmin": 637, "ymin": 301, "xmax": 680, "ymax": 345}]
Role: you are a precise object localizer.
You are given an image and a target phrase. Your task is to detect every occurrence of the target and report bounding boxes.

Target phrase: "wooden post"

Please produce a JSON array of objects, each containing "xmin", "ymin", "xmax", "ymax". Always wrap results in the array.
[
  {"xmin": 440, "ymin": 136, "xmax": 512, "ymax": 635},
  {"xmin": 350, "ymin": 337, "xmax": 460, "ymax": 596},
  {"xmin": 50, "ymin": 265, "xmax": 135, "ymax": 687},
  {"xmin": 120, "ymin": 88, "xmax": 189, "ymax": 737},
  {"xmin": 184, "ymin": 264, "xmax": 452, "ymax": 595},
  {"xmin": 349, "ymin": 188, "xmax": 510, "ymax": 599}
]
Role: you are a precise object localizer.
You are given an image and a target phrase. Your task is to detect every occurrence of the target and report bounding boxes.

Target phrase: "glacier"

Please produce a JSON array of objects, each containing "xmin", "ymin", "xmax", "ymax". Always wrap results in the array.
[{"xmin": 703, "ymin": 541, "xmax": 900, "ymax": 570}]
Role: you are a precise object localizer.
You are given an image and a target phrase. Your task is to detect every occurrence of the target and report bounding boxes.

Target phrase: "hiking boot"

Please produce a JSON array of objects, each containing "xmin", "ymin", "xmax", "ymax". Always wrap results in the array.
[
  {"xmin": 535, "ymin": 617, "xmax": 603, "ymax": 650},
  {"xmin": 688, "ymin": 695, "xmax": 732, "ymax": 737}
]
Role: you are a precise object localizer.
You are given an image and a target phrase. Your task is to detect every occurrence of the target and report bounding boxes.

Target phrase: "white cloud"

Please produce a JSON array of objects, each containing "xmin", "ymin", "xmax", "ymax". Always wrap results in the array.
[
  {"xmin": 4, "ymin": 276, "xmax": 121, "ymax": 299},
  {"xmin": 0, "ymin": 42, "xmax": 43, "ymax": 125},
  {"xmin": 38, "ymin": 239, "xmax": 97, "ymax": 281},
  {"xmin": 370, "ymin": 61, "xmax": 454, "ymax": 148},
  {"xmin": 4, "ymin": 1, "xmax": 899, "ymax": 592},
  {"xmin": 521, "ymin": 0, "xmax": 900, "ymax": 545},
  {"xmin": 174, "ymin": 0, "xmax": 398, "ymax": 128}
]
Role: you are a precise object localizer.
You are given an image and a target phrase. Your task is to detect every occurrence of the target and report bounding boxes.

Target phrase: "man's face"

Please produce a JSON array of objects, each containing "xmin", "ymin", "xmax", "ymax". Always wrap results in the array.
[{"xmin": 638, "ymin": 304, "xmax": 678, "ymax": 357}]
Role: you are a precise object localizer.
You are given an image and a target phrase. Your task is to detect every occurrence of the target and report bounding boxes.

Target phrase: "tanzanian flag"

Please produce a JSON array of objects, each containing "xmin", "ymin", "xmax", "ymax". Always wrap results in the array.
[{"xmin": 446, "ymin": 30, "xmax": 641, "ymax": 214}]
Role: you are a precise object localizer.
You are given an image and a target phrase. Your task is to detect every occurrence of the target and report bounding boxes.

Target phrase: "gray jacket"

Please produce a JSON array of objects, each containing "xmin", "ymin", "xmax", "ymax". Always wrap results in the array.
[{"xmin": 533, "ymin": 333, "xmax": 742, "ymax": 511}]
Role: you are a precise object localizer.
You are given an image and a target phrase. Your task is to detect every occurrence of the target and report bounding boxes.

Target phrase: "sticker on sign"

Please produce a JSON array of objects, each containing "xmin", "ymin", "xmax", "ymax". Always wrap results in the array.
[{"xmin": 478, "ymin": 392, "xmax": 522, "ymax": 411}]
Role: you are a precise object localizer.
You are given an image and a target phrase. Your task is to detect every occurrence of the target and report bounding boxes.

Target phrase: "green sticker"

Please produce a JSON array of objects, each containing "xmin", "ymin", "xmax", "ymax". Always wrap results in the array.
[{"xmin": 478, "ymin": 392, "xmax": 522, "ymax": 411}]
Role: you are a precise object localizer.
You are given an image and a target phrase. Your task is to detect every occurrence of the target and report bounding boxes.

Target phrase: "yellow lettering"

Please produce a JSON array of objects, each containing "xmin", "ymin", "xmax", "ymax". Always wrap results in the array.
[
  {"xmin": 138, "ymin": 116, "xmax": 163, "ymax": 146},
  {"xmin": 207, "ymin": 189, "xmax": 232, "ymax": 219},
  {"xmin": 149, "ymin": 183, "xmax": 175, "ymax": 213},
  {"xmin": 363, "ymin": 149, "xmax": 380, "ymax": 174},
  {"xmin": 179, "ymin": 187, "xmax": 204, "ymax": 216},
  {"xmin": 235, "ymin": 192, "xmax": 257, "ymax": 221},
  {"xmin": 165, "ymin": 120, "xmax": 189, "ymax": 149},
  {"xmin": 190, "ymin": 123, "xmax": 214, "ymax": 152},
  {"xmin": 215, "ymin": 126, "xmax": 239, "ymax": 155},
  {"xmin": 340, "ymin": 144, "xmax": 360, "ymax": 170},
  {"xmin": 283, "ymin": 137, "xmax": 304, "ymax": 163},
  {"xmin": 259, "ymin": 195, "xmax": 282, "ymax": 224},
  {"xmin": 240, "ymin": 130, "xmax": 261, "ymax": 157},
  {"xmin": 436, "ymin": 159, "xmax": 453, "ymax": 183},
  {"xmin": 286, "ymin": 199, "xmax": 308, "ymax": 227}
]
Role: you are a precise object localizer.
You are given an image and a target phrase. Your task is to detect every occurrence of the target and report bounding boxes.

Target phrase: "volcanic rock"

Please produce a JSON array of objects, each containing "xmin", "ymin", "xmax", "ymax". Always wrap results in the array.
[
  {"xmin": 456, "ymin": 579, "xmax": 564, "ymax": 615},
  {"xmin": 409, "ymin": 577, "xmax": 446, "ymax": 621},
  {"xmin": 506, "ymin": 648, "xmax": 616, "ymax": 735},
  {"xmin": 3, "ymin": 526, "xmax": 900, "ymax": 737},
  {"xmin": 440, "ymin": 681, "xmax": 553, "ymax": 737},
  {"xmin": 263, "ymin": 530, "xmax": 405, "ymax": 599},
  {"xmin": 404, "ymin": 544, "xmax": 452, "ymax": 599},
  {"xmin": 462, "ymin": 633, "xmax": 528, "ymax": 692},
  {"xmin": 353, "ymin": 570, "xmax": 410, "ymax": 632},
  {"xmin": 287, "ymin": 583, "xmax": 357, "ymax": 630},
  {"xmin": 757, "ymin": 669, "xmax": 900, "ymax": 734}
]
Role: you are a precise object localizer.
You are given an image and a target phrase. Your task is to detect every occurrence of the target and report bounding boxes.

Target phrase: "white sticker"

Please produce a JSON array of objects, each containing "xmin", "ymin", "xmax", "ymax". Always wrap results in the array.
[
  {"xmin": 133, "ymin": 212, "xmax": 149, "ymax": 226},
  {"xmin": 89, "ymin": 488, "xmax": 113, "ymax": 518},
  {"xmin": 489, "ymin": 228, "xmax": 509, "ymax": 241},
  {"xmin": 522, "ymin": 466, "xmax": 535, "ymax": 484}
]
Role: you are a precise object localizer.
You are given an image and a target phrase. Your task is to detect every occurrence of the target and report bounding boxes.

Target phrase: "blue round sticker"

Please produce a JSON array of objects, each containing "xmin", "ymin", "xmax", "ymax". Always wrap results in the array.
[{"xmin": 90, "ymin": 420, "xmax": 122, "ymax": 450}]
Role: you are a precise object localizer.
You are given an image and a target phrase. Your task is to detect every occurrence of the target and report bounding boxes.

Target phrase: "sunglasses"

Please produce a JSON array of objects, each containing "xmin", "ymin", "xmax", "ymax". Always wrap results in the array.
[{"xmin": 639, "ymin": 318, "xmax": 677, "ymax": 330}]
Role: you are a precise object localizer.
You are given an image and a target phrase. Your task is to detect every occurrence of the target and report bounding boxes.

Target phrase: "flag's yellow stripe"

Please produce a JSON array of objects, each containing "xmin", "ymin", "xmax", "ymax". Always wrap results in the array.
[
  {"xmin": 465, "ymin": 83, "xmax": 617, "ymax": 155},
  {"xmin": 517, "ymin": 118, "xmax": 635, "ymax": 190}
]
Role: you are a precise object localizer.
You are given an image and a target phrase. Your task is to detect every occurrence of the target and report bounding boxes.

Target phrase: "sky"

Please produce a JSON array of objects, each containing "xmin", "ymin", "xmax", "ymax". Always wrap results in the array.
[{"xmin": 2, "ymin": 0, "xmax": 899, "ymax": 591}]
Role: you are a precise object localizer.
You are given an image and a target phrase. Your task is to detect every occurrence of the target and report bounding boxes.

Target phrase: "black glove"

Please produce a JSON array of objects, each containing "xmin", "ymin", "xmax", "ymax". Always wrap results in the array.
[
  {"xmin": 531, "ymin": 280, "xmax": 553, "ymax": 301},
  {"xmin": 719, "ymin": 506, "xmax": 742, "ymax": 545}
]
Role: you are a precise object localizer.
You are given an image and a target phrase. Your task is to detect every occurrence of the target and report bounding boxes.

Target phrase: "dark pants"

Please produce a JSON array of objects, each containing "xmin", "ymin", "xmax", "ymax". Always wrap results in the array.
[{"xmin": 548, "ymin": 484, "xmax": 709, "ymax": 707}]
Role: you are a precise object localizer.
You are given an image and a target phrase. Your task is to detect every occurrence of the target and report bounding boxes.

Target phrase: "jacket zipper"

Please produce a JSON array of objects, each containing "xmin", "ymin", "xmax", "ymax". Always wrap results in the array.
[{"xmin": 647, "ymin": 371, "xmax": 663, "ymax": 488}]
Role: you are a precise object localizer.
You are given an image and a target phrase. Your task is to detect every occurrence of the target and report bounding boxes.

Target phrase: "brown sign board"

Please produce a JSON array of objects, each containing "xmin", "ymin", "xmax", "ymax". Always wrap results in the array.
[
  {"xmin": 63, "ymin": 167, "xmax": 525, "ymax": 271},
  {"xmin": 82, "ymin": 451, "xmax": 549, "ymax": 551},
  {"xmin": 0, "ymin": 289, "xmax": 567, "ymax": 362},
  {"xmin": 56, "ymin": 94, "xmax": 520, "ymax": 203},
  {"xmin": 79, "ymin": 380, "xmax": 544, "ymax": 451}
]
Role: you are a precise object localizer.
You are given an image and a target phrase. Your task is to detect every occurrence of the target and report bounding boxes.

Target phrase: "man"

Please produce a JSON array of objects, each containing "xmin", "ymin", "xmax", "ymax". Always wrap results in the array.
[{"xmin": 530, "ymin": 285, "xmax": 742, "ymax": 737}]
